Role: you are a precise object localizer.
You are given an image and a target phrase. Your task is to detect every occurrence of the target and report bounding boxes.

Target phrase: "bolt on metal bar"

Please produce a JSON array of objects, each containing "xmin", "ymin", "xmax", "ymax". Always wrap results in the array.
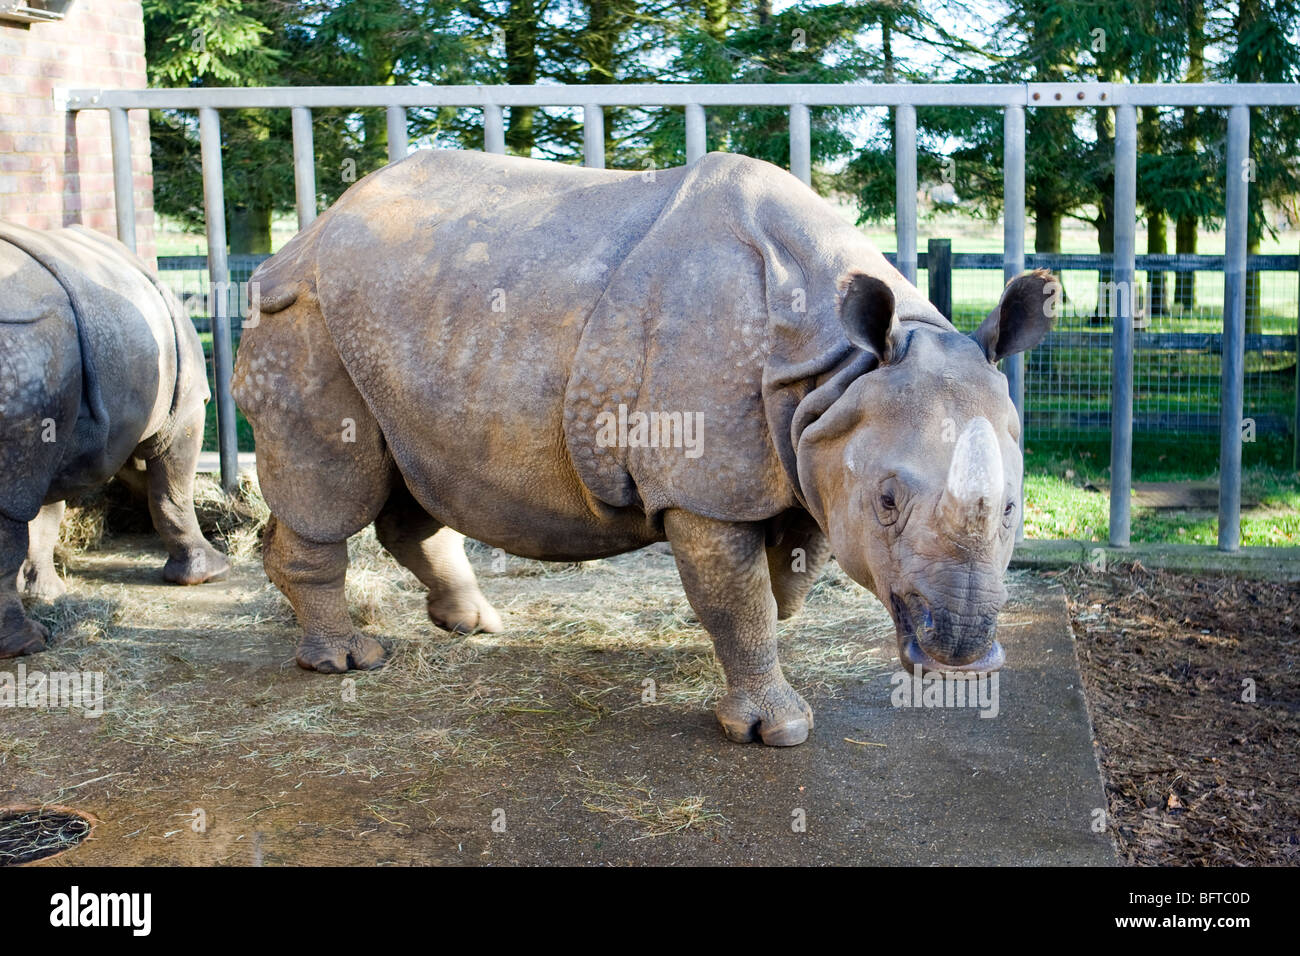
[
  {"xmin": 1219, "ymin": 104, "xmax": 1250, "ymax": 552},
  {"xmin": 1108, "ymin": 103, "xmax": 1138, "ymax": 548},
  {"xmin": 583, "ymin": 104, "xmax": 605, "ymax": 168},
  {"xmin": 788, "ymin": 104, "xmax": 811, "ymax": 185},
  {"xmin": 199, "ymin": 107, "xmax": 238, "ymax": 493},
  {"xmin": 895, "ymin": 104, "xmax": 918, "ymax": 284},
  {"xmin": 291, "ymin": 106, "xmax": 316, "ymax": 230},
  {"xmin": 1002, "ymin": 104, "xmax": 1027, "ymax": 540},
  {"xmin": 108, "ymin": 106, "xmax": 136, "ymax": 252},
  {"xmin": 483, "ymin": 104, "xmax": 505, "ymax": 154},
  {"xmin": 386, "ymin": 105, "xmax": 408, "ymax": 163},
  {"xmin": 685, "ymin": 103, "xmax": 706, "ymax": 162}
]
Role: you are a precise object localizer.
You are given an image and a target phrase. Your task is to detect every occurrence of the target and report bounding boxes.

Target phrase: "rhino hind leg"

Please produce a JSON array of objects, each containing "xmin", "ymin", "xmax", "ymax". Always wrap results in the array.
[
  {"xmin": 263, "ymin": 515, "xmax": 387, "ymax": 673},
  {"xmin": 233, "ymin": 276, "xmax": 397, "ymax": 672},
  {"xmin": 765, "ymin": 509, "xmax": 831, "ymax": 620},
  {"xmin": 20, "ymin": 500, "xmax": 67, "ymax": 602},
  {"xmin": 0, "ymin": 514, "xmax": 50, "ymax": 658},
  {"xmin": 374, "ymin": 485, "xmax": 502, "ymax": 635},
  {"xmin": 664, "ymin": 509, "xmax": 814, "ymax": 747},
  {"xmin": 140, "ymin": 402, "xmax": 231, "ymax": 586}
]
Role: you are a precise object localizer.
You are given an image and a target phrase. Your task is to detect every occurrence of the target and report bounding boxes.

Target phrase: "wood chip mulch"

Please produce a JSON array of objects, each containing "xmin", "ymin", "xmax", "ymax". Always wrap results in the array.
[{"xmin": 1050, "ymin": 562, "xmax": 1299, "ymax": 866}]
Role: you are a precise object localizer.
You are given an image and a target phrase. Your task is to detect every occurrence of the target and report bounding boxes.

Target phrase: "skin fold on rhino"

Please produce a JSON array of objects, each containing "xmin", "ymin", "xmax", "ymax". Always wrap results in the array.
[
  {"xmin": 233, "ymin": 149, "xmax": 1055, "ymax": 747},
  {"xmin": 0, "ymin": 223, "xmax": 231, "ymax": 658}
]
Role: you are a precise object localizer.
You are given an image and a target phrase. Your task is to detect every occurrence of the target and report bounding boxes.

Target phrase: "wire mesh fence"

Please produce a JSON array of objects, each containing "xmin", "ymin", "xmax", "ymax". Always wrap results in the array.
[{"xmin": 904, "ymin": 249, "xmax": 1299, "ymax": 449}]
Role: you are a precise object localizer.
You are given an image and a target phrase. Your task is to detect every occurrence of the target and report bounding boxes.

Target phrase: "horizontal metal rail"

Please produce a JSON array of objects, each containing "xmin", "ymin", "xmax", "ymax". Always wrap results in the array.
[{"xmin": 62, "ymin": 82, "xmax": 1300, "ymax": 111}]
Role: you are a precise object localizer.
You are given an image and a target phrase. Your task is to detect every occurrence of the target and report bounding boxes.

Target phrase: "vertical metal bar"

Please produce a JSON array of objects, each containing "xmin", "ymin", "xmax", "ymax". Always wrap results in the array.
[
  {"xmin": 1295, "ymin": 241, "xmax": 1299, "ymax": 473},
  {"xmin": 1003, "ymin": 104, "xmax": 1027, "ymax": 540},
  {"xmin": 199, "ymin": 107, "xmax": 237, "ymax": 493},
  {"xmin": 1109, "ymin": 103, "xmax": 1138, "ymax": 549},
  {"xmin": 788, "ymin": 103, "xmax": 811, "ymax": 186},
  {"xmin": 685, "ymin": 104, "xmax": 706, "ymax": 163},
  {"xmin": 291, "ymin": 106, "xmax": 316, "ymax": 231},
  {"xmin": 927, "ymin": 238, "xmax": 952, "ymax": 321},
  {"xmin": 484, "ymin": 104, "xmax": 506, "ymax": 154},
  {"xmin": 895, "ymin": 103, "xmax": 917, "ymax": 285},
  {"xmin": 108, "ymin": 106, "xmax": 136, "ymax": 252},
  {"xmin": 386, "ymin": 105, "xmax": 408, "ymax": 163},
  {"xmin": 583, "ymin": 104, "xmax": 605, "ymax": 168},
  {"xmin": 1219, "ymin": 104, "xmax": 1249, "ymax": 552}
]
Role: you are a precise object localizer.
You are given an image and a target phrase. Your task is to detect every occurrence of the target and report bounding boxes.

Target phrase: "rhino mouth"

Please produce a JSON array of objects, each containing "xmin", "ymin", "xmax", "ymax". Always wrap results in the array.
[{"xmin": 889, "ymin": 593, "xmax": 1005, "ymax": 673}]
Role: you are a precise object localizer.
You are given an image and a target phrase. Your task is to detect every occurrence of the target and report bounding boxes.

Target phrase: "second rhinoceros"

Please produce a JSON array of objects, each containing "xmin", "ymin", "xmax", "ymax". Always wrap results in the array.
[
  {"xmin": 1, "ymin": 223, "xmax": 231, "ymax": 659},
  {"xmin": 233, "ymin": 149, "xmax": 1054, "ymax": 746}
]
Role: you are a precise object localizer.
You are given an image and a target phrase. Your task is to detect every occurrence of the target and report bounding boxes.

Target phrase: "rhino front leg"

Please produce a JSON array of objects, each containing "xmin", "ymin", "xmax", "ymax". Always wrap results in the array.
[
  {"xmin": 263, "ymin": 515, "xmax": 386, "ymax": 673},
  {"xmin": 0, "ymin": 513, "xmax": 49, "ymax": 658},
  {"xmin": 141, "ymin": 406, "xmax": 230, "ymax": 585},
  {"xmin": 766, "ymin": 509, "xmax": 831, "ymax": 620},
  {"xmin": 374, "ymin": 486, "xmax": 502, "ymax": 634},
  {"xmin": 20, "ymin": 500, "xmax": 66, "ymax": 602},
  {"xmin": 664, "ymin": 509, "xmax": 813, "ymax": 747}
]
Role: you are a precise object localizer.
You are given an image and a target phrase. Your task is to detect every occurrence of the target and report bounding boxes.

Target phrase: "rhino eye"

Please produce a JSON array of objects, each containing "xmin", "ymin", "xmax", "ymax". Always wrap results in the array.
[
  {"xmin": 1002, "ymin": 499, "xmax": 1016, "ymax": 528},
  {"xmin": 873, "ymin": 483, "xmax": 901, "ymax": 526}
]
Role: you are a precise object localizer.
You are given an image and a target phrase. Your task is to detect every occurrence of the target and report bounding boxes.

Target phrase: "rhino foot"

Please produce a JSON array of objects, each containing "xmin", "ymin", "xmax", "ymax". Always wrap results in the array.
[
  {"xmin": 163, "ymin": 546, "xmax": 232, "ymax": 586},
  {"xmin": 714, "ymin": 679, "xmax": 814, "ymax": 747},
  {"xmin": 0, "ymin": 615, "xmax": 49, "ymax": 658},
  {"xmin": 296, "ymin": 632, "xmax": 388, "ymax": 673},
  {"xmin": 20, "ymin": 562, "xmax": 66, "ymax": 602},
  {"xmin": 427, "ymin": 592, "xmax": 503, "ymax": 635}
]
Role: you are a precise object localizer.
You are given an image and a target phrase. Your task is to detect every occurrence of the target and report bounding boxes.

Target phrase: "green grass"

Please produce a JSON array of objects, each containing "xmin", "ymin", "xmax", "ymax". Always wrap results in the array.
[{"xmin": 1023, "ymin": 437, "xmax": 1300, "ymax": 546}]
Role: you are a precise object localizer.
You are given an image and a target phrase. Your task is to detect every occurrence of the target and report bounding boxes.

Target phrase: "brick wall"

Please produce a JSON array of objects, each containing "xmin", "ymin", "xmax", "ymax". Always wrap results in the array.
[{"xmin": 0, "ymin": 0, "xmax": 155, "ymax": 263}]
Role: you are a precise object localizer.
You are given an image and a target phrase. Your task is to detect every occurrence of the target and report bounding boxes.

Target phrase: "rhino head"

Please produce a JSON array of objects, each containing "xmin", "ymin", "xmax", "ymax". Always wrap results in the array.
[{"xmin": 796, "ymin": 270, "xmax": 1056, "ymax": 674}]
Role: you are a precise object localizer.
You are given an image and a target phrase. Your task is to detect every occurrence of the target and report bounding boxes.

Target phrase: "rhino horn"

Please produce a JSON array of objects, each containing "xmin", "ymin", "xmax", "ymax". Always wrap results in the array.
[{"xmin": 941, "ymin": 417, "xmax": 1004, "ymax": 541}]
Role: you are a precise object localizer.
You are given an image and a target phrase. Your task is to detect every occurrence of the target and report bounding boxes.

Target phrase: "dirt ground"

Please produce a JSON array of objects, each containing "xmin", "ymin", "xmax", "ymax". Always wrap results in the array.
[{"xmin": 1054, "ymin": 562, "xmax": 1300, "ymax": 866}]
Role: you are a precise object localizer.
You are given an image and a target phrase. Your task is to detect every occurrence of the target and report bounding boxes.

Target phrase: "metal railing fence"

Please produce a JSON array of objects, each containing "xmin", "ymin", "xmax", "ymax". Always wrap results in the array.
[{"xmin": 62, "ymin": 81, "xmax": 1300, "ymax": 551}]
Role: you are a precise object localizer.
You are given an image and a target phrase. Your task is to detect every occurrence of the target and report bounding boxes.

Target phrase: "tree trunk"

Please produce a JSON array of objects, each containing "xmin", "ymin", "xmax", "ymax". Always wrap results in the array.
[
  {"xmin": 1147, "ymin": 214, "xmax": 1167, "ymax": 316},
  {"xmin": 1175, "ymin": 0, "xmax": 1205, "ymax": 312},
  {"xmin": 504, "ymin": 0, "xmax": 539, "ymax": 156},
  {"xmin": 1246, "ymin": 236, "xmax": 1262, "ymax": 335},
  {"xmin": 1141, "ymin": 104, "xmax": 1167, "ymax": 315},
  {"xmin": 1034, "ymin": 201, "xmax": 1061, "ymax": 253},
  {"xmin": 1175, "ymin": 214, "xmax": 1197, "ymax": 309},
  {"xmin": 702, "ymin": 0, "xmax": 730, "ymax": 148},
  {"xmin": 227, "ymin": 206, "xmax": 272, "ymax": 255}
]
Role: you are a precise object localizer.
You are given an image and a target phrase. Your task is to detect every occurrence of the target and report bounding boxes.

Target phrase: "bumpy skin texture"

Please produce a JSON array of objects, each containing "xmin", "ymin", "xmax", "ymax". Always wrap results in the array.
[
  {"xmin": 0, "ymin": 224, "xmax": 230, "ymax": 658},
  {"xmin": 234, "ymin": 150, "xmax": 1054, "ymax": 746}
]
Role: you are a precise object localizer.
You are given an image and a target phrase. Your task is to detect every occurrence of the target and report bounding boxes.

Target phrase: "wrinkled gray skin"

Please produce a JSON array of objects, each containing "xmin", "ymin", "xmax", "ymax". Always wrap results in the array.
[
  {"xmin": 233, "ymin": 150, "xmax": 1054, "ymax": 746},
  {"xmin": 0, "ymin": 223, "xmax": 230, "ymax": 657}
]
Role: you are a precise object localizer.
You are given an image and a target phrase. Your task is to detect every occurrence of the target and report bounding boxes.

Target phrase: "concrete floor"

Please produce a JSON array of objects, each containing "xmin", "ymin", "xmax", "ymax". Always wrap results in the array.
[{"xmin": 4, "ymin": 540, "xmax": 1114, "ymax": 866}]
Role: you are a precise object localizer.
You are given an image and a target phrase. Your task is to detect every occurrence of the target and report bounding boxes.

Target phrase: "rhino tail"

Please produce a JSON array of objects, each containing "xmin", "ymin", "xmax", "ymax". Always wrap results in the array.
[{"xmin": 250, "ymin": 227, "xmax": 321, "ymax": 316}]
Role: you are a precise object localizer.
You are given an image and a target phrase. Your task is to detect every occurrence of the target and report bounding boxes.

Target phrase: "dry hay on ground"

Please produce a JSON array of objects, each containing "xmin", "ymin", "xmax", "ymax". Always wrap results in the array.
[
  {"xmin": 11, "ymin": 477, "xmax": 893, "ymax": 841},
  {"xmin": 1053, "ymin": 562, "xmax": 1299, "ymax": 866}
]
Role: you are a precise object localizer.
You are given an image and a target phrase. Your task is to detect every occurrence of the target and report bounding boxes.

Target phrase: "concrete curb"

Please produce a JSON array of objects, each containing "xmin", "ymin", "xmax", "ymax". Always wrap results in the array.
[{"xmin": 1014, "ymin": 539, "xmax": 1300, "ymax": 582}]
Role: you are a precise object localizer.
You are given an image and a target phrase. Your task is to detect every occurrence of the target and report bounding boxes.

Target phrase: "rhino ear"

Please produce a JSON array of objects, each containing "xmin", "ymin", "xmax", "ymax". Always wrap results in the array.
[
  {"xmin": 973, "ymin": 269, "xmax": 1057, "ymax": 363},
  {"xmin": 839, "ymin": 273, "xmax": 899, "ymax": 363}
]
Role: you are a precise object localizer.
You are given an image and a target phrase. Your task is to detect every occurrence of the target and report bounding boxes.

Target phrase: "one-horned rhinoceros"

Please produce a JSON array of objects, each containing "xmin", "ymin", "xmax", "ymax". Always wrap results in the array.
[
  {"xmin": 0, "ymin": 223, "xmax": 231, "ymax": 658},
  {"xmin": 233, "ymin": 149, "xmax": 1055, "ymax": 746}
]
